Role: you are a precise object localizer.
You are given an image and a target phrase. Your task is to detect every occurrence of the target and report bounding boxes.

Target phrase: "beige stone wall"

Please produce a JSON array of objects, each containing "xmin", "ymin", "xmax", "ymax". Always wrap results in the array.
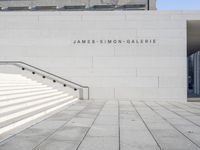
[{"xmin": 0, "ymin": 11, "xmax": 199, "ymax": 101}]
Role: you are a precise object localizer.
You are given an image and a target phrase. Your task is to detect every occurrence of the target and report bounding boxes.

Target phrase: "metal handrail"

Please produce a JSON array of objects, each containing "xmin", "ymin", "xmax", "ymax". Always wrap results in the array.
[{"xmin": 0, "ymin": 61, "xmax": 89, "ymax": 100}]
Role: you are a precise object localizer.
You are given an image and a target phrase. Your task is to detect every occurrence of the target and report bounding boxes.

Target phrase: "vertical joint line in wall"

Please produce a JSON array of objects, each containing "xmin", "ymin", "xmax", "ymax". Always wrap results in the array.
[
  {"xmin": 114, "ymin": 88, "xmax": 116, "ymax": 99},
  {"xmin": 114, "ymin": 47, "xmax": 116, "ymax": 56},
  {"xmin": 91, "ymin": 57, "xmax": 94, "ymax": 69},
  {"xmin": 118, "ymin": 100, "xmax": 121, "ymax": 150},
  {"xmin": 136, "ymin": 29, "xmax": 138, "ymax": 37},
  {"xmin": 158, "ymin": 76, "xmax": 159, "ymax": 88},
  {"xmin": 170, "ymin": 14, "xmax": 173, "ymax": 20},
  {"xmin": 136, "ymin": 68, "xmax": 138, "ymax": 77},
  {"xmin": 37, "ymin": 16, "xmax": 39, "ymax": 23},
  {"xmin": 125, "ymin": 14, "xmax": 127, "ymax": 21}
]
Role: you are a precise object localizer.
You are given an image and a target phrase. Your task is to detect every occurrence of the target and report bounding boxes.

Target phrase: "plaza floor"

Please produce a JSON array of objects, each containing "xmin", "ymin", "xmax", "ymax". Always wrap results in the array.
[{"xmin": 1, "ymin": 100, "xmax": 200, "ymax": 150}]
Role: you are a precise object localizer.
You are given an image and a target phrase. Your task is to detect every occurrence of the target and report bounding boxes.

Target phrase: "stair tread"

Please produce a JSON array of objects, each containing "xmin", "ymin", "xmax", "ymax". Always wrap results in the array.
[
  {"xmin": 0, "ymin": 91, "xmax": 63, "ymax": 108},
  {"xmin": 0, "ymin": 72, "xmax": 80, "ymax": 142},
  {"xmin": 0, "ymin": 87, "xmax": 53, "ymax": 96},
  {"xmin": 0, "ymin": 85, "xmax": 48, "ymax": 91},
  {"xmin": 0, "ymin": 83, "xmax": 43, "ymax": 86},
  {"xmin": 0, "ymin": 96, "xmax": 76, "ymax": 128},
  {"xmin": 0, "ymin": 89, "xmax": 59, "ymax": 101},
  {"xmin": 0, "ymin": 93, "xmax": 69, "ymax": 116},
  {"xmin": 0, "ymin": 98, "xmax": 79, "ymax": 143}
]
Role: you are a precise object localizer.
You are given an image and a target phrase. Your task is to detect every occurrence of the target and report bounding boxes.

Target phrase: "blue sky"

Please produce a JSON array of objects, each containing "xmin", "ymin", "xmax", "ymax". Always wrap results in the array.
[{"xmin": 157, "ymin": 0, "xmax": 200, "ymax": 10}]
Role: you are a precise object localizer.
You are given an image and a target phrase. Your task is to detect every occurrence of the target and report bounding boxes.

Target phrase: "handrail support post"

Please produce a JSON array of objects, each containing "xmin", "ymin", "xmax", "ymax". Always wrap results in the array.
[{"xmin": 79, "ymin": 88, "xmax": 84, "ymax": 100}]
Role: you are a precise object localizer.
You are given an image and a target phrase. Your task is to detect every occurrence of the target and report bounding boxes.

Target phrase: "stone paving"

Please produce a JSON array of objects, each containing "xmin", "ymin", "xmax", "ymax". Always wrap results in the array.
[{"xmin": 1, "ymin": 100, "xmax": 200, "ymax": 150}]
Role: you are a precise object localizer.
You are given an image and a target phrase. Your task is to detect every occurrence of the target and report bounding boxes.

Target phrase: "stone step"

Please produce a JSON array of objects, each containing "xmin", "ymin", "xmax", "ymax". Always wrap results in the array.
[
  {"xmin": 0, "ymin": 91, "xmax": 63, "ymax": 108},
  {"xmin": 0, "ymin": 97, "xmax": 78, "ymax": 142},
  {"xmin": 0, "ymin": 83, "xmax": 43, "ymax": 87},
  {"xmin": 0, "ymin": 84, "xmax": 47, "ymax": 91},
  {"xmin": 0, "ymin": 89, "xmax": 58, "ymax": 101},
  {"xmin": 0, "ymin": 72, "xmax": 80, "ymax": 143},
  {"xmin": 0, "ymin": 86, "xmax": 53, "ymax": 96},
  {"xmin": 0, "ymin": 93, "xmax": 69, "ymax": 115},
  {"xmin": 0, "ymin": 95, "xmax": 75, "ymax": 128}
]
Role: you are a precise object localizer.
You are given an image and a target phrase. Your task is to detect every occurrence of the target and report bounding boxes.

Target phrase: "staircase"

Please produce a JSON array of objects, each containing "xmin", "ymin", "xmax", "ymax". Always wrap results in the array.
[{"xmin": 0, "ymin": 73, "xmax": 79, "ymax": 142}]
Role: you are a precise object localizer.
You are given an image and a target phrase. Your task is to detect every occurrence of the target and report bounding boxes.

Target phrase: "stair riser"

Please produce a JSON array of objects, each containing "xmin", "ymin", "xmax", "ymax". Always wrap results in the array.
[
  {"xmin": 0, "ymin": 87, "xmax": 54, "ymax": 96},
  {"xmin": 0, "ymin": 89, "xmax": 58, "ymax": 100},
  {"xmin": 0, "ymin": 94, "xmax": 69, "ymax": 115},
  {"xmin": 0, "ymin": 98, "xmax": 78, "ymax": 143},
  {"xmin": 0, "ymin": 85, "xmax": 48, "ymax": 91},
  {"xmin": 0, "ymin": 96, "xmax": 74, "ymax": 124},
  {"xmin": 0, "ymin": 72, "xmax": 80, "ymax": 143},
  {"xmin": 0, "ymin": 91, "xmax": 63, "ymax": 107}
]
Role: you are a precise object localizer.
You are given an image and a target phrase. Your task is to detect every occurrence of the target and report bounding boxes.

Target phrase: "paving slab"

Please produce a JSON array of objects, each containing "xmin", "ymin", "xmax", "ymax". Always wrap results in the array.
[
  {"xmin": 50, "ymin": 126, "xmax": 88, "ymax": 141},
  {"xmin": 77, "ymin": 137, "xmax": 119, "ymax": 150},
  {"xmin": 119, "ymin": 101, "xmax": 160, "ymax": 150},
  {"xmin": 0, "ymin": 135, "xmax": 45, "ymax": 150},
  {"xmin": 133, "ymin": 101, "xmax": 200, "ymax": 150},
  {"xmin": 34, "ymin": 139, "xmax": 79, "ymax": 150},
  {"xmin": 66, "ymin": 117, "xmax": 95, "ymax": 127},
  {"xmin": 88, "ymin": 125, "xmax": 118, "ymax": 137},
  {"xmin": 29, "ymin": 120, "xmax": 66, "ymax": 130},
  {"xmin": 1, "ymin": 101, "xmax": 200, "ymax": 150}
]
